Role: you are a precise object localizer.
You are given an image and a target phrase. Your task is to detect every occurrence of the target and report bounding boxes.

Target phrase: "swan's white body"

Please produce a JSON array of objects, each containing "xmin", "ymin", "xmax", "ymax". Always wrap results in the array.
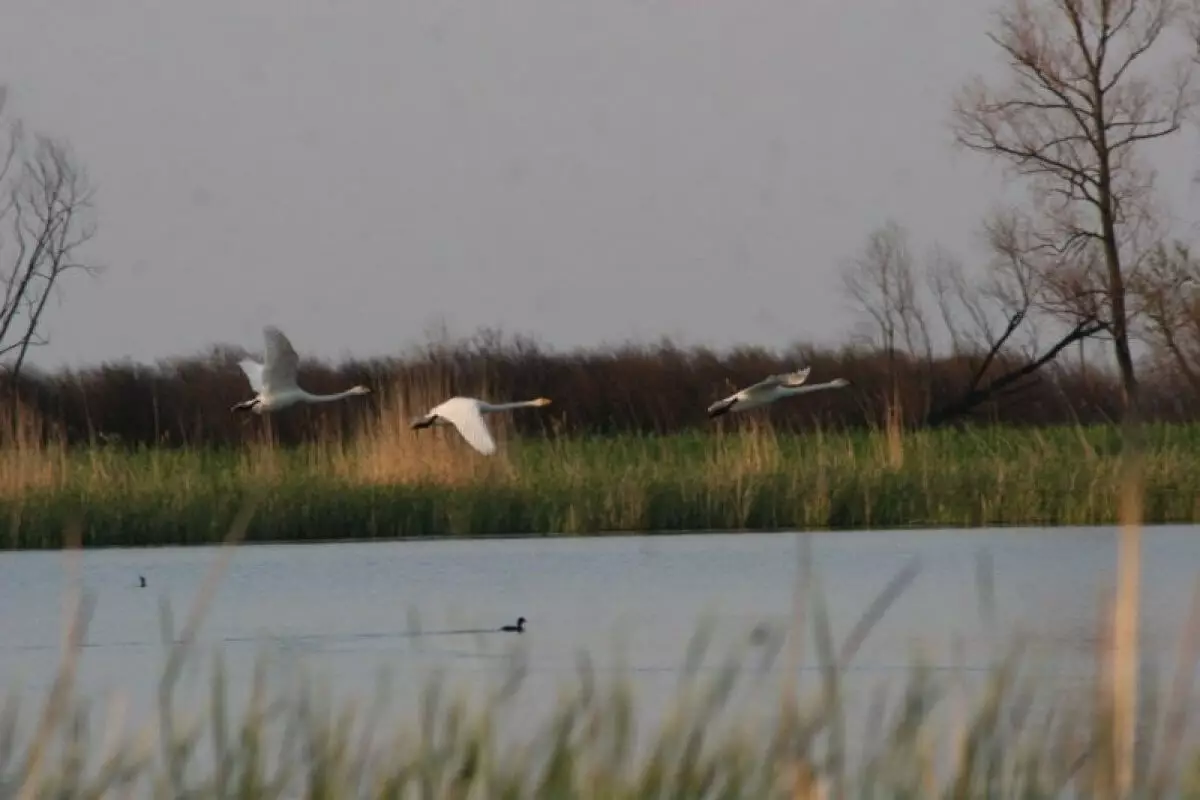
[
  {"xmin": 410, "ymin": 396, "xmax": 551, "ymax": 455},
  {"xmin": 232, "ymin": 326, "xmax": 371, "ymax": 414},
  {"xmin": 707, "ymin": 367, "xmax": 849, "ymax": 417}
]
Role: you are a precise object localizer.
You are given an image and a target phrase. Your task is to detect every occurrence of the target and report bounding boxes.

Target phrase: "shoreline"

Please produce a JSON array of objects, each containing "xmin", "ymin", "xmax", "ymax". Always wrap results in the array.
[
  {"xmin": 4, "ymin": 424, "xmax": 1199, "ymax": 549},
  {"xmin": 4, "ymin": 505, "xmax": 1196, "ymax": 552},
  {"xmin": 0, "ymin": 519, "xmax": 1185, "ymax": 554}
]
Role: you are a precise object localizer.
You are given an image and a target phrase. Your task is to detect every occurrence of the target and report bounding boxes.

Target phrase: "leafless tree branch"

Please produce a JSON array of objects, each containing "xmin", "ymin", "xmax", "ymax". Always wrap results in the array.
[
  {"xmin": 839, "ymin": 221, "xmax": 933, "ymax": 413},
  {"xmin": 921, "ymin": 208, "xmax": 1112, "ymax": 426},
  {"xmin": 0, "ymin": 93, "xmax": 99, "ymax": 383},
  {"xmin": 1129, "ymin": 240, "xmax": 1200, "ymax": 392}
]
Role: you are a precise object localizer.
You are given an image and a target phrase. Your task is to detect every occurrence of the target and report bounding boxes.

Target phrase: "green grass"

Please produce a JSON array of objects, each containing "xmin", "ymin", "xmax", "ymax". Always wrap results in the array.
[{"xmin": 4, "ymin": 423, "xmax": 1200, "ymax": 549}]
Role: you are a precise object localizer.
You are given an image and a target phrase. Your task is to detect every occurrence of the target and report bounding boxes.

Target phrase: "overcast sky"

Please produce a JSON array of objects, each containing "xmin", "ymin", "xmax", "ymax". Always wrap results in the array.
[{"xmin": 2, "ymin": 0, "xmax": 1200, "ymax": 370}]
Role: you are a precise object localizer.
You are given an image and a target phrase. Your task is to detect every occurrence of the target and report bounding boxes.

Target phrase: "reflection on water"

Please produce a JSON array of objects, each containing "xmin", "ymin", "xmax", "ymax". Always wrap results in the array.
[{"xmin": 0, "ymin": 525, "xmax": 1196, "ymax": 750}]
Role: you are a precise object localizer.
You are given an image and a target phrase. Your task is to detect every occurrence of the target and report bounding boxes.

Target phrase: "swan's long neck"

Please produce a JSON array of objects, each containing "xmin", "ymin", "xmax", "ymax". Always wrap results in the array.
[
  {"xmin": 480, "ymin": 399, "xmax": 542, "ymax": 412},
  {"xmin": 301, "ymin": 388, "xmax": 362, "ymax": 403}
]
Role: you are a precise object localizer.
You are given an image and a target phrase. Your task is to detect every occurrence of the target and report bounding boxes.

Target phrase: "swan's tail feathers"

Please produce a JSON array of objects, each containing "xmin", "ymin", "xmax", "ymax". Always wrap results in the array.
[
  {"xmin": 231, "ymin": 398, "xmax": 259, "ymax": 413},
  {"xmin": 410, "ymin": 414, "xmax": 437, "ymax": 430},
  {"xmin": 707, "ymin": 397, "xmax": 737, "ymax": 418}
]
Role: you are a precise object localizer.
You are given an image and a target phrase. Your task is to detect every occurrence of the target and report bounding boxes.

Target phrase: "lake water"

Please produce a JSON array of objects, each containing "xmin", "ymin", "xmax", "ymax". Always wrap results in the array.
[{"xmin": 1, "ymin": 525, "xmax": 1198, "ymax": 773}]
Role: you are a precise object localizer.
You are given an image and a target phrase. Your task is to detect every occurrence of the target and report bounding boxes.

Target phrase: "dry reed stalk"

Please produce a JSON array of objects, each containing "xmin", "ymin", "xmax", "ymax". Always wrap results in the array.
[
  {"xmin": 238, "ymin": 426, "xmax": 284, "ymax": 484},
  {"xmin": 1112, "ymin": 413, "xmax": 1144, "ymax": 798},
  {"xmin": 785, "ymin": 757, "xmax": 826, "ymax": 800},
  {"xmin": 782, "ymin": 534, "xmax": 810, "ymax": 713},
  {"xmin": 0, "ymin": 397, "xmax": 64, "ymax": 497},
  {"xmin": 884, "ymin": 397, "xmax": 904, "ymax": 470},
  {"xmin": 332, "ymin": 371, "xmax": 514, "ymax": 486},
  {"xmin": 711, "ymin": 416, "xmax": 782, "ymax": 480},
  {"xmin": 1071, "ymin": 419, "xmax": 1099, "ymax": 462},
  {"xmin": 79, "ymin": 448, "xmax": 119, "ymax": 493},
  {"xmin": 772, "ymin": 534, "xmax": 813, "ymax": 800}
]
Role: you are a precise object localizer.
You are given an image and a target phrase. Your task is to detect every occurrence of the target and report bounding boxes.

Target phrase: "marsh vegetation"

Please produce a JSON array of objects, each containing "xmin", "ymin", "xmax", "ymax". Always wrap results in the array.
[{"xmin": 1, "ymin": 373, "xmax": 1198, "ymax": 547}]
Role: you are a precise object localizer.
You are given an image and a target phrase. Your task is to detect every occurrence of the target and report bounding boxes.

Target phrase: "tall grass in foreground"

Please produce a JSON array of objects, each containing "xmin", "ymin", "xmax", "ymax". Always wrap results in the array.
[
  {"xmin": 4, "ymin": 508, "xmax": 1200, "ymax": 798},
  {"xmin": 7, "ymin": 383, "xmax": 1200, "ymax": 546}
]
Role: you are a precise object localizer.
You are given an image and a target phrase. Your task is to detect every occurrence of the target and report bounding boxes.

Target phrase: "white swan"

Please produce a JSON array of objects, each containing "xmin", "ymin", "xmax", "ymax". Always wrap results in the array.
[
  {"xmin": 231, "ymin": 326, "xmax": 371, "ymax": 413},
  {"xmin": 706, "ymin": 367, "xmax": 849, "ymax": 418},
  {"xmin": 410, "ymin": 396, "xmax": 552, "ymax": 455}
]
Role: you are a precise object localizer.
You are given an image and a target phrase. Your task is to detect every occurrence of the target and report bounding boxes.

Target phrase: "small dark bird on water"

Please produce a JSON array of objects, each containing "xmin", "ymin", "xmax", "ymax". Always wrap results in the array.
[
  {"xmin": 500, "ymin": 616, "xmax": 526, "ymax": 633},
  {"xmin": 138, "ymin": 575, "xmax": 146, "ymax": 588}
]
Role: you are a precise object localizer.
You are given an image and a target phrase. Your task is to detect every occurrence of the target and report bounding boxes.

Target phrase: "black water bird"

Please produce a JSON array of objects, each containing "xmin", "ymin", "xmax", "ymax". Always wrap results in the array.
[{"xmin": 500, "ymin": 616, "xmax": 526, "ymax": 633}]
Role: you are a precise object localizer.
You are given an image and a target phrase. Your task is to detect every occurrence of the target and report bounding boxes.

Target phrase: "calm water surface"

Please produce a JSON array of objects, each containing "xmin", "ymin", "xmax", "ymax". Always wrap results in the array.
[{"xmin": 0, "ymin": 525, "xmax": 1197, "ymax": 754}]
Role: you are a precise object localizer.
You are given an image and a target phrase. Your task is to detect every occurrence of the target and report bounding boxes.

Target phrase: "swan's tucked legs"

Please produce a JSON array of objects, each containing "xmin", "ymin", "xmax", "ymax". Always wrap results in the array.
[{"xmin": 231, "ymin": 399, "xmax": 259, "ymax": 413}]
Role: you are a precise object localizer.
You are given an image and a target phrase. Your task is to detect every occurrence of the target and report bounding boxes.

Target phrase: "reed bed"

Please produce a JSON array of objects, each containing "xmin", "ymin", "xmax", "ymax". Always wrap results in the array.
[{"xmin": 5, "ymin": 404, "xmax": 1200, "ymax": 547}]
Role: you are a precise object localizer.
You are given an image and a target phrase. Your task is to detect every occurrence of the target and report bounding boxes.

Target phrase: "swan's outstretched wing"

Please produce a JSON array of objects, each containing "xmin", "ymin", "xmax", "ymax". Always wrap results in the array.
[
  {"xmin": 238, "ymin": 359, "xmax": 265, "ymax": 394},
  {"xmin": 776, "ymin": 367, "xmax": 812, "ymax": 387},
  {"xmin": 435, "ymin": 398, "xmax": 497, "ymax": 455},
  {"xmin": 261, "ymin": 326, "xmax": 300, "ymax": 392},
  {"xmin": 741, "ymin": 367, "xmax": 811, "ymax": 395},
  {"xmin": 764, "ymin": 367, "xmax": 811, "ymax": 389}
]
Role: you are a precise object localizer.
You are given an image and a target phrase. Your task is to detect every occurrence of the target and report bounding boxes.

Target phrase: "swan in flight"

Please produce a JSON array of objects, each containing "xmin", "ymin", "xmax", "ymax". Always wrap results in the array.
[
  {"xmin": 706, "ymin": 367, "xmax": 849, "ymax": 418},
  {"xmin": 410, "ymin": 396, "xmax": 552, "ymax": 455},
  {"xmin": 231, "ymin": 326, "xmax": 371, "ymax": 413}
]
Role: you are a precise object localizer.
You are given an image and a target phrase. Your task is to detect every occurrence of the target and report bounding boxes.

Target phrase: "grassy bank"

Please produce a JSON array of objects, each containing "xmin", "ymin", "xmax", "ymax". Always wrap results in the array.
[{"xmin": 4, "ymin": 395, "xmax": 1200, "ymax": 547}]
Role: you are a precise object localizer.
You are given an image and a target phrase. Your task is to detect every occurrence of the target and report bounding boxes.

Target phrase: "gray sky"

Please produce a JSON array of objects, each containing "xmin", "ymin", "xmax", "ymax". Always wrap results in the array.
[{"xmin": 3, "ymin": 0, "xmax": 1200, "ymax": 370}]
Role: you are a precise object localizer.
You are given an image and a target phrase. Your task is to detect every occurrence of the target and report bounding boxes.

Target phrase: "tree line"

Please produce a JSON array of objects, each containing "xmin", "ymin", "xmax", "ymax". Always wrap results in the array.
[
  {"xmin": 3, "ymin": 332, "xmax": 1194, "ymax": 447},
  {"xmin": 6, "ymin": 0, "xmax": 1200, "ymax": 445}
]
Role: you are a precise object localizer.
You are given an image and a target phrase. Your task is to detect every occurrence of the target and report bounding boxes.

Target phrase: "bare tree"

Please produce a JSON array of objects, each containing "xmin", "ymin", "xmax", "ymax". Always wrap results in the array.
[
  {"xmin": 1130, "ymin": 240, "xmax": 1200, "ymax": 391},
  {"xmin": 952, "ymin": 0, "xmax": 1197, "ymax": 413},
  {"xmin": 841, "ymin": 215, "xmax": 1108, "ymax": 426},
  {"xmin": 0, "ymin": 89, "xmax": 97, "ymax": 383},
  {"xmin": 924, "ymin": 209, "xmax": 1109, "ymax": 426},
  {"xmin": 840, "ymin": 221, "xmax": 932, "ymax": 403},
  {"xmin": 927, "ymin": 244, "xmax": 997, "ymax": 356}
]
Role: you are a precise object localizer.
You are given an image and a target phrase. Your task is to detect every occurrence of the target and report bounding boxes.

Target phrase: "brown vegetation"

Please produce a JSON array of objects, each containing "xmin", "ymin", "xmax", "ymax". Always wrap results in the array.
[{"xmin": 2, "ymin": 329, "xmax": 1197, "ymax": 450}]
